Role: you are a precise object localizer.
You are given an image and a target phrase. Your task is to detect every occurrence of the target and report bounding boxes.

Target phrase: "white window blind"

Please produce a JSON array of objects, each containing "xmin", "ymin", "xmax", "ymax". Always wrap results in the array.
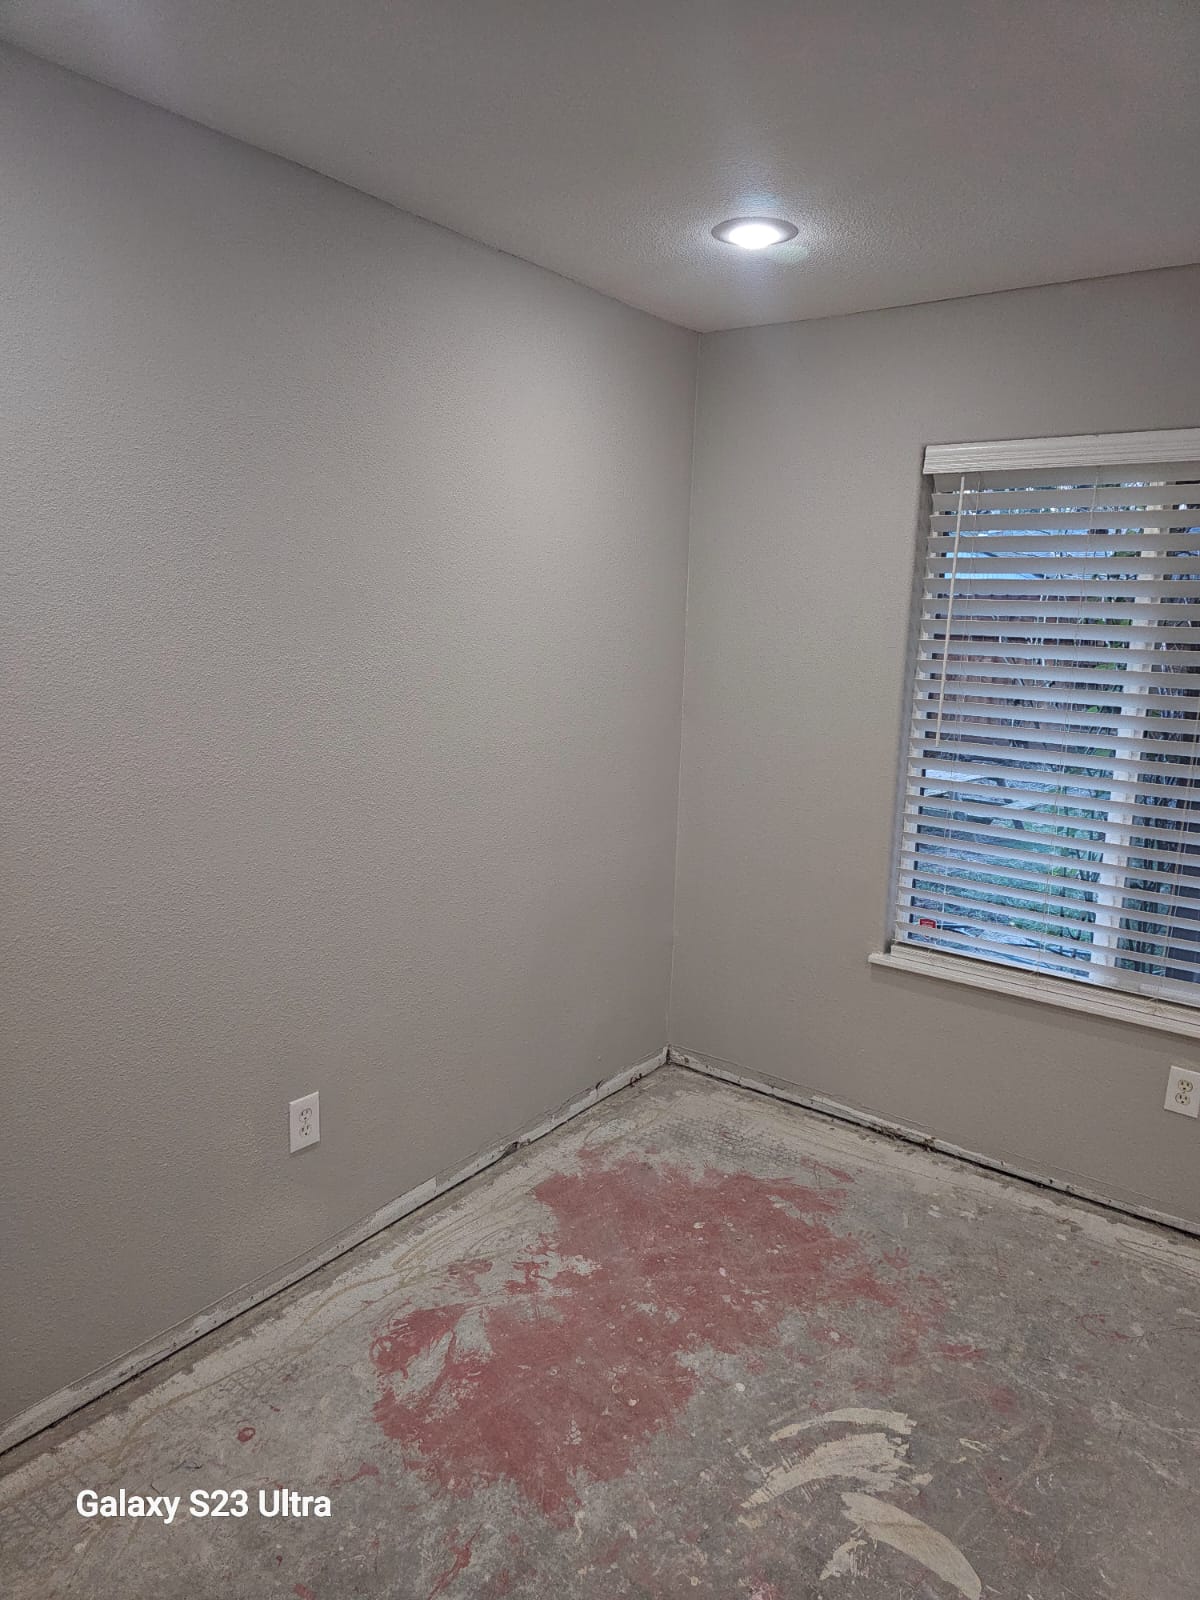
[{"xmin": 893, "ymin": 435, "xmax": 1200, "ymax": 1004}]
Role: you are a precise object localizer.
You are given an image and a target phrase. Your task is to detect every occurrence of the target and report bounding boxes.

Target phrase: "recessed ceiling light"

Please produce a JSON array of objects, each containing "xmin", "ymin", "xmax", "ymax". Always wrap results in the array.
[{"xmin": 711, "ymin": 217, "xmax": 799, "ymax": 251}]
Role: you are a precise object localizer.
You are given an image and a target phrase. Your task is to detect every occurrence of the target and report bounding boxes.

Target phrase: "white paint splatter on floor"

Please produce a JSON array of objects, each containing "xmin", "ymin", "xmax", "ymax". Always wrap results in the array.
[
  {"xmin": 745, "ymin": 1407, "xmax": 981, "ymax": 1597},
  {"xmin": 836, "ymin": 1492, "xmax": 981, "ymax": 1599}
]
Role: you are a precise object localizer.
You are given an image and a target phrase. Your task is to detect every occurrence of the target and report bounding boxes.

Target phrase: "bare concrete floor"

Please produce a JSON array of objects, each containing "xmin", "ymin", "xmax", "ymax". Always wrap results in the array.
[{"xmin": 4, "ymin": 1066, "xmax": 1200, "ymax": 1599}]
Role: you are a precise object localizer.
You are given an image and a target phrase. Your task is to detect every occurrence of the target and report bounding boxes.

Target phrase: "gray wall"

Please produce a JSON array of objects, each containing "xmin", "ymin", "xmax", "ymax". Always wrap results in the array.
[
  {"xmin": 1, "ymin": 48, "xmax": 696, "ymax": 1428},
  {"xmin": 672, "ymin": 265, "xmax": 1200, "ymax": 1225}
]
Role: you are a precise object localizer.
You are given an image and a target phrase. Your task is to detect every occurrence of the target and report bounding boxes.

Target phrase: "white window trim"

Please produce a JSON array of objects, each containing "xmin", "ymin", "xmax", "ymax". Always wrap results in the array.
[
  {"xmin": 924, "ymin": 426, "xmax": 1200, "ymax": 475},
  {"xmin": 868, "ymin": 946, "xmax": 1200, "ymax": 1040}
]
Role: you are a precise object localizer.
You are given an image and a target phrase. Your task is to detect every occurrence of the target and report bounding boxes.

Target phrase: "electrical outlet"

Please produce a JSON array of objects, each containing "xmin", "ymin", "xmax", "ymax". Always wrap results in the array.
[
  {"xmin": 1164, "ymin": 1066, "xmax": 1198, "ymax": 1119},
  {"xmin": 289, "ymin": 1092, "xmax": 320, "ymax": 1152}
]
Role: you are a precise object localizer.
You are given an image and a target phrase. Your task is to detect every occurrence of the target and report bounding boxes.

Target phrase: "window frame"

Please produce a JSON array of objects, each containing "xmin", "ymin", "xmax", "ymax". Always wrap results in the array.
[{"xmin": 877, "ymin": 426, "xmax": 1200, "ymax": 1031}]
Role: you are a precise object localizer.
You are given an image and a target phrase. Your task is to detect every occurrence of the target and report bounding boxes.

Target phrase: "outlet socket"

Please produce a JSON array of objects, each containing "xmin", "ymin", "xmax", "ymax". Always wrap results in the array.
[
  {"xmin": 1164, "ymin": 1066, "xmax": 1198, "ymax": 1119},
  {"xmin": 289, "ymin": 1091, "xmax": 321, "ymax": 1152}
]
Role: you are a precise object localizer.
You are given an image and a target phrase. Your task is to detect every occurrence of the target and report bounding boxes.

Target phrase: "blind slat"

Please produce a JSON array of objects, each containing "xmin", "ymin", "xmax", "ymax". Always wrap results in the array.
[
  {"xmin": 924, "ymin": 598, "xmax": 1200, "ymax": 623},
  {"xmin": 924, "ymin": 557, "xmax": 1200, "ymax": 578},
  {"xmin": 919, "ymin": 628, "xmax": 1200, "ymax": 652},
  {"xmin": 911, "ymin": 726, "xmax": 1200, "ymax": 765},
  {"xmin": 929, "ymin": 512, "xmax": 1200, "ymax": 533},
  {"xmin": 917, "ymin": 577, "xmax": 1200, "ymax": 599},
  {"xmin": 929, "ymin": 532, "xmax": 1200, "ymax": 553},
  {"xmin": 932, "ymin": 486, "xmax": 1200, "ymax": 513},
  {"xmin": 916, "ymin": 662, "xmax": 1200, "ymax": 690},
  {"xmin": 907, "ymin": 753, "xmax": 1200, "ymax": 788},
  {"xmin": 911, "ymin": 693, "xmax": 1200, "ymax": 731}
]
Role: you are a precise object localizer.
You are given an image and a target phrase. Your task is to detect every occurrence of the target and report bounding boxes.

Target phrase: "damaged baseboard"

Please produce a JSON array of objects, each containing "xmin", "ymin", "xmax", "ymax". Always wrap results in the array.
[
  {"xmin": 669, "ymin": 1046, "xmax": 1200, "ymax": 1242},
  {"xmin": 0, "ymin": 1047, "xmax": 667, "ymax": 1457}
]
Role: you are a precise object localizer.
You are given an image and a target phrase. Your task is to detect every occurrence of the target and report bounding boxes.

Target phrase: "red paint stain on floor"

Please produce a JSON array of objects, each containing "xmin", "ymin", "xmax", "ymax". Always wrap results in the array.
[
  {"xmin": 236, "ymin": 1426, "xmax": 255, "ymax": 1443},
  {"xmin": 445, "ymin": 1259, "xmax": 492, "ymax": 1290},
  {"xmin": 369, "ymin": 1151, "xmax": 945, "ymax": 1522},
  {"xmin": 326, "ymin": 1461, "xmax": 380, "ymax": 1489},
  {"xmin": 425, "ymin": 1530, "xmax": 477, "ymax": 1600},
  {"xmin": 819, "ymin": 1162, "xmax": 856, "ymax": 1186}
]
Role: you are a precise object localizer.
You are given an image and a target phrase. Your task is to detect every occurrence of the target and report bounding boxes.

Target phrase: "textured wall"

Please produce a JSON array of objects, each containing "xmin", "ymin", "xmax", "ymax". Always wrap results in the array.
[
  {"xmin": 672, "ymin": 265, "xmax": 1200, "ymax": 1225},
  {"xmin": 1, "ymin": 48, "xmax": 696, "ymax": 1427}
]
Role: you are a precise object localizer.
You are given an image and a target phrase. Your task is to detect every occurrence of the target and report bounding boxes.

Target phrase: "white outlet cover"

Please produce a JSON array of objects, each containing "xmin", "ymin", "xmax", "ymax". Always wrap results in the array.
[
  {"xmin": 289, "ymin": 1091, "xmax": 321, "ymax": 1152},
  {"xmin": 1164, "ymin": 1065, "xmax": 1199, "ymax": 1119}
]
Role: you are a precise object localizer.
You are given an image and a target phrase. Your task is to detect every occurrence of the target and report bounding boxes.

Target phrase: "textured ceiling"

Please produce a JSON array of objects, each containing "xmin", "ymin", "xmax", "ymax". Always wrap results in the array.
[{"xmin": 4, "ymin": 0, "xmax": 1200, "ymax": 331}]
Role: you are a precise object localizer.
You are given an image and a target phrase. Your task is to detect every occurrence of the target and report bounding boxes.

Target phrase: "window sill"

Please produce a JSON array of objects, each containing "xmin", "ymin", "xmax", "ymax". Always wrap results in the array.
[{"xmin": 868, "ymin": 946, "xmax": 1200, "ymax": 1041}]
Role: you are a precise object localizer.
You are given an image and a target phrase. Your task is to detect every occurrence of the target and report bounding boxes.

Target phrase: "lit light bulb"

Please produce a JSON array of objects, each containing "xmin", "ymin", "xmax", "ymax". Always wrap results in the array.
[{"xmin": 711, "ymin": 217, "xmax": 799, "ymax": 250}]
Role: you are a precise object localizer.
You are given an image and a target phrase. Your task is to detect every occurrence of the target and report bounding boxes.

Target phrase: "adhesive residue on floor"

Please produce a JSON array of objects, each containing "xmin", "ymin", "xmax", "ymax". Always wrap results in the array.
[{"xmin": 2, "ymin": 1067, "xmax": 1199, "ymax": 1599}]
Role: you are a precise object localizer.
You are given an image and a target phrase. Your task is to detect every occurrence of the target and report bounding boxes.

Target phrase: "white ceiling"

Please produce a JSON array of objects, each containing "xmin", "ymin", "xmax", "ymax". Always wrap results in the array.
[{"xmin": 4, "ymin": 0, "xmax": 1200, "ymax": 332}]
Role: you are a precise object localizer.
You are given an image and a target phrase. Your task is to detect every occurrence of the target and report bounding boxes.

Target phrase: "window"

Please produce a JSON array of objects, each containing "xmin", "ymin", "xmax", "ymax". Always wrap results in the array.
[{"xmin": 891, "ymin": 429, "xmax": 1200, "ymax": 1006}]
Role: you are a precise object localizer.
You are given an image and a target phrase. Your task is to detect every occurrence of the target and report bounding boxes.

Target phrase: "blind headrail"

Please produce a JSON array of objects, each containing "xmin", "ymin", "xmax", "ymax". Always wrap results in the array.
[{"xmin": 924, "ymin": 427, "xmax": 1200, "ymax": 475}]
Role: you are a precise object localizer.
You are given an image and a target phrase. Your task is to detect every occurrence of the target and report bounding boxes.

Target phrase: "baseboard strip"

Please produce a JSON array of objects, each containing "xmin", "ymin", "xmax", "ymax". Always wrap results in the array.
[
  {"xmin": 0, "ymin": 1047, "xmax": 667, "ymax": 1457},
  {"xmin": 669, "ymin": 1047, "xmax": 1200, "ymax": 1242}
]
